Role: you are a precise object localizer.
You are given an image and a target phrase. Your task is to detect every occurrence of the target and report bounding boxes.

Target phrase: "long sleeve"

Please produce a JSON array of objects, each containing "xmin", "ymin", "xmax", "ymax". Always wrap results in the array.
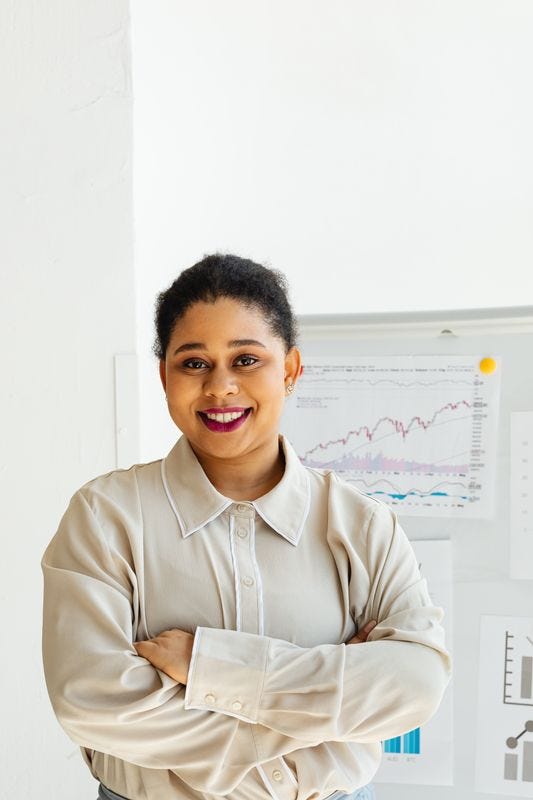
[
  {"xmin": 41, "ymin": 490, "xmax": 328, "ymax": 795},
  {"xmin": 183, "ymin": 501, "xmax": 452, "ymax": 744}
]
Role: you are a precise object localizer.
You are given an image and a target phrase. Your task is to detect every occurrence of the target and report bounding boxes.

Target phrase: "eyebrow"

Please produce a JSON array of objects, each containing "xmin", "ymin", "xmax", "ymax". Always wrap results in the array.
[{"xmin": 172, "ymin": 339, "xmax": 267, "ymax": 356}]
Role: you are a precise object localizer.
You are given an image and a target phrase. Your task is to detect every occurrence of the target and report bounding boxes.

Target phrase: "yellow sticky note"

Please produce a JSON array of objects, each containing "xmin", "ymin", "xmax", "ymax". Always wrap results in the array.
[{"xmin": 479, "ymin": 357, "xmax": 497, "ymax": 374}]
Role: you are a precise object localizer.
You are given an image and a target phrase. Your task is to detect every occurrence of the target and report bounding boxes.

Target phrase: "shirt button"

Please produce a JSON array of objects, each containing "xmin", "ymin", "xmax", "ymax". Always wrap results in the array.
[
  {"xmin": 272, "ymin": 770, "xmax": 282, "ymax": 781},
  {"xmin": 242, "ymin": 576, "xmax": 254, "ymax": 587},
  {"xmin": 236, "ymin": 503, "xmax": 248, "ymax": 513},
  {"xmin": 205, "ymin": 693, "xmax": 216, "ymax": 704},
  {"xmin": 237, "ymin": 528, "xmax": 248, "ymax": 538},
  {"xmin": 232, "ymin": 700, "xmax": 242, "ymax": 711}
]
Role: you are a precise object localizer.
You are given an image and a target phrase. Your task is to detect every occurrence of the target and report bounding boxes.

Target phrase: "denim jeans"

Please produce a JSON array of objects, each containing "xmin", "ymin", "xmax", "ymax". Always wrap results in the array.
[
  {"xmin": 98, "ymin": 781, "xmax": 376, "ymax": 800},
  {"xmin": 98, "ymin": 783, "xmax": 130, "ymax": 800}
]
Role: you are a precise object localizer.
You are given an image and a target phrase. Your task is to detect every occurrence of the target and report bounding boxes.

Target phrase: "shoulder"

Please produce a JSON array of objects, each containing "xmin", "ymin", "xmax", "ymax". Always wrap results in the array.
[
  {"xmin": 47, "ymin": 458, "xmax": 165, "ymax": 562},
  {"xmin": 74, "ymin": 457, "xmax": 163, "ymax": 524},
  {"xmin": 304, "ymin": 462, "xmax": 393, "ymax": 515},
  {"xmin": 303, "ymin": 463, "xmax": 398, "ymax": 539}
]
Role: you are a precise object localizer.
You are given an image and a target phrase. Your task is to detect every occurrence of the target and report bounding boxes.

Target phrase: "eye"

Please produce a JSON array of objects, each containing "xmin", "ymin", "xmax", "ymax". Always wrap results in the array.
[
  {"xmin": 182, "ymin": 358, "xmax": 207, "ymax": 370},
  {"xmin": 235, "ymin": 354, "xmax": 259, "ymax": 366}
]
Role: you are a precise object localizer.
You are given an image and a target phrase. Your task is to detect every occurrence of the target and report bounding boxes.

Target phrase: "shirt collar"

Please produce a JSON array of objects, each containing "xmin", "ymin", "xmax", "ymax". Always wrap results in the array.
[{"xmin": 161, "ymin": 433, "xmax": 311, "ymax": 546}]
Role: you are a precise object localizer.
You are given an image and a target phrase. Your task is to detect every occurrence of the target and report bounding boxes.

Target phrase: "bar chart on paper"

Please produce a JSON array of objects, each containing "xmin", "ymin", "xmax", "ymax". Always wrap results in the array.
[
  {"xmin": 383, "ymin": 729, "xmax": 421, "ymax": 755},
  {"xmin": 373, "ymin": 540, "xmax": 453, "ymax": 786},
  {"xmin": 502, "ymin": 627, "xmax": 533, "ymax": 786},
  {"xmin": 503, "ymin": 630, "xmax": 533, "ymax": 708},
  {"xmin": 476, "ymin": 616, "xmax": 533, "ymax": 796},
  {"xmin": 281, "ymin": 355, "xmax": 501, "ymax": 517},
  {"xmin": 504, "ymin": 721, "xmax": 533, "ymax": 783}
]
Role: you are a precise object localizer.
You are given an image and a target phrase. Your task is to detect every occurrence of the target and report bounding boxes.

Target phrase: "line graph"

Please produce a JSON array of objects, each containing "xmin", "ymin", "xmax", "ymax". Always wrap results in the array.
[
  {"xmin": 280, "ymin": 355, "xmax": 500, "ymax": 517},
  {"xmin": 299, "ymin": 402, "xmax": 474, "ymax": 463}
]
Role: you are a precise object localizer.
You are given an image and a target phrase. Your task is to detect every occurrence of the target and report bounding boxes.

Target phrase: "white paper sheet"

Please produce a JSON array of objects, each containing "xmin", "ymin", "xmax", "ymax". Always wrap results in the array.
[
  {"xmin": 373, "ymin": 539, "xmax": 453, "ymax": 786},
  {"xmin": 281, "ymin": 355, "xmax": 501, "ymax": 518},
  {"xmin": 476, "ymin": 615, "xmax": 533, "ymax": 796}
]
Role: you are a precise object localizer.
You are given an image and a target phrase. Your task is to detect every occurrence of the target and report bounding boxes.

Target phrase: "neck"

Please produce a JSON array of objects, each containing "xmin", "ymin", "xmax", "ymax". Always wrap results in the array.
[{"xmin": 189, "ymin": 435, "xmax": 286, "ymax": 501}]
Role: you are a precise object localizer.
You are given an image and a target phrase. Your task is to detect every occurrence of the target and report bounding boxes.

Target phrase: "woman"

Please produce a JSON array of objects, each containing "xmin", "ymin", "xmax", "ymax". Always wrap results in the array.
[{"xmin": 41, "ymin": 253, "xmax": 452, "ymax": 800}]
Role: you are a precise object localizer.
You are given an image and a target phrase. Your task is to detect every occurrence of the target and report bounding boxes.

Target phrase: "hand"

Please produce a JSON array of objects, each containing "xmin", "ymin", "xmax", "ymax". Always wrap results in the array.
[
  {"xmin": 133, "ymin": 628, "xmax": 194, "ymax": 684},
  {"xmin": 347, "ymin": 620, "xmax": 377, "ymax": 645}
]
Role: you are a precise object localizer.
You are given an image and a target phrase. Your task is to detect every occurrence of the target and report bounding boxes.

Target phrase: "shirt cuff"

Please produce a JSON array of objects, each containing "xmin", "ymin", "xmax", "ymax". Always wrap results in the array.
[{"xmin": 183, "ymin": 627, "xmax": 270, "ymax": 722}]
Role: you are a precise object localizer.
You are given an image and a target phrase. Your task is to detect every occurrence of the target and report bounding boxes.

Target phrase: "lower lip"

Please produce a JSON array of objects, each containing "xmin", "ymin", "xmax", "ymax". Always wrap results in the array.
[{"xmin": 198, "ymin": 408, "xmax": 252, "ymax": 433}]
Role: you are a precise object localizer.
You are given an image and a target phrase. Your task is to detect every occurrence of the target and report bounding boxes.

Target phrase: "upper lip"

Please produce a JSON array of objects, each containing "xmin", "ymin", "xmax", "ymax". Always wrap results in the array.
[{"xmin": 198, "ymin": 406, "xmax": 251, "ymax": 414}]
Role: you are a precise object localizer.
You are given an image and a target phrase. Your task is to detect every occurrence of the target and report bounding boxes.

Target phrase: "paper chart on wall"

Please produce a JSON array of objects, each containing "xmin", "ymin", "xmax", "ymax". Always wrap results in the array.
[
  {"xmin": 510, "ymin": 412, "xmax": 533, "ymax": 580},
  {"xmin": 280, "ymin": 355, "xmax": 501, "ymax": 518},
  {"xmin": 475, "ymin": 615, "xmax": 533, "ymax": 796},
  {"xmin": 373, "ymin": 539, "xmax": 453, "ymax": 786}
]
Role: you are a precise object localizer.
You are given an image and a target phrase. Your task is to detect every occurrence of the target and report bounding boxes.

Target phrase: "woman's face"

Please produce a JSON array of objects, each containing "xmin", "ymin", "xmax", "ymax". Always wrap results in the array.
[{"xmin": 159, "ymin": 297, "xmax": 301, "ymax": 461}]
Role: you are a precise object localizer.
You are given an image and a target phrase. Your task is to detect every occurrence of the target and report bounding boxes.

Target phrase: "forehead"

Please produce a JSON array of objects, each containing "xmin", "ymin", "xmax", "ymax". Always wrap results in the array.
[{"xmin": 169, "ymin": 297, "xmax": 277, "ymax": 342}]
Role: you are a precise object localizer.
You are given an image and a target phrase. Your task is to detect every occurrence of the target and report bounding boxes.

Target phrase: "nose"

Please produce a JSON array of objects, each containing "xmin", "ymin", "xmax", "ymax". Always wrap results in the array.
[{"xmin": 203, "ymin": 365, "xmax": 239, "ymax": 399}]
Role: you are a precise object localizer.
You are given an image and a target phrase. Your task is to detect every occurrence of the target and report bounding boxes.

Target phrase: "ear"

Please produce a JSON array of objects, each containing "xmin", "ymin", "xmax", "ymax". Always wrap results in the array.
[
  {"xmin": 159, "ymin": 359, "xmax": 167, "ymax": 394},
  {"xmin": 284, "ymin": 346, "xmax": 302, "ymax": 387}
]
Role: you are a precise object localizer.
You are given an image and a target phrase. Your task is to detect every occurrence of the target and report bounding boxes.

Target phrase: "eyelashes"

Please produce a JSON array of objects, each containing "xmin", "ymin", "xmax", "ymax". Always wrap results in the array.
[
  {"xmin": 235, "ymin": 355, "xmax": 259, "ymax": 367},
  {"xmin": 182, "ymin": 355, "xmax": 260, "ymax": 370}
]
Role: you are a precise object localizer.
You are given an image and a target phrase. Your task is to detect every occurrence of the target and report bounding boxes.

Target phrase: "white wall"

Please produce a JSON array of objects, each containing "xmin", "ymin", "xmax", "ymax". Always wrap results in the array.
[
  {"xmin": 4, "ymin": 3, "xmax": 529, "ymax": 797},
  {"xmin": 131, "ymin": 0, "xmax": 533, "ymax": 464},
  {"xmin": 0, "ymin": 1, "xmax": 134, "ymax": 798}
]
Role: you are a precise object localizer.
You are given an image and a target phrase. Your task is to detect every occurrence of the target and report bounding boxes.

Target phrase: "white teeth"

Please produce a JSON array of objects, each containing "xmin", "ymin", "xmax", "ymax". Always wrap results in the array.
[{"xmin": 205, "ymin": 410, "xmax": 247, "ymax": 422}]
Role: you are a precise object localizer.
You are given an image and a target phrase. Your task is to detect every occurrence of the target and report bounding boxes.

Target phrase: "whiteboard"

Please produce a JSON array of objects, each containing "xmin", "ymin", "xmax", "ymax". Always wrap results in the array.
[
  {"xmin": 281, "ymin": 304, "xmax": 533, "ymax": 584},
  {"xmin": 282, "ymin": 305, "xmax": 533, "ymax": 799}
]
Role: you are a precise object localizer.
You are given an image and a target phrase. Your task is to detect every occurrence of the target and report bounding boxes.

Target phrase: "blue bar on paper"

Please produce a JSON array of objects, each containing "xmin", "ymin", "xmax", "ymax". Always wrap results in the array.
[
  {"xmin": 384, "ymin": 736, "xmax": 401, "ymax": 753},
  {"xmin": 403, "ymin": 728, "xmax": 421, "ymax": 755}
]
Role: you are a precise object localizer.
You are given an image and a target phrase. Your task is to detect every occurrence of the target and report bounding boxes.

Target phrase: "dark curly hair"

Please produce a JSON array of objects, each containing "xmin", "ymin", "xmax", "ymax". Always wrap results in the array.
[{"xmin": 153, "ymin": 253, "xmax": 299, "ymax": 360}]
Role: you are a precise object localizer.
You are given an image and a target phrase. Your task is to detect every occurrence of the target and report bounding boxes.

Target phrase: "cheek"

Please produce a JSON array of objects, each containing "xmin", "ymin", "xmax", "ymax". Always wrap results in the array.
[
  {"xmin": 256, "ymin": 374, "xmax": 285, "ymax": 401},
  {"xmin": 260, "ymin": 379, "xmax": 287, "ymax": 411},
  {"xmin": 166, "ymin": 386, "xmax": 194, "ymax": 413}
]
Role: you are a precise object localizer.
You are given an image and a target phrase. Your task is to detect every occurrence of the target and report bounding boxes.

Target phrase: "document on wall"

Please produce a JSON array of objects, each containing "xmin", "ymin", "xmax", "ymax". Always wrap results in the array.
[
  {"xmin": 280, "ymin": 355, "xmax": 501, "ymax": 518},
  {"xmin": 373, "ymin": 539, "xmax": 453, "ymax": 786},
  {"xmin": 475, "ymin": 615, "xmax": 533, "ymax": 796},
  {"xmin": 510, "ymin": 412, "xmax": 533, "ymax": 580}
]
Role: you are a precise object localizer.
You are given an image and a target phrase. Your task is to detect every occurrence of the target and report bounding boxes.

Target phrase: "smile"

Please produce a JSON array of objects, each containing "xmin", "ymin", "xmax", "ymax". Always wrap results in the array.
[{"xmin": 198, "ymin": 407, "xmax": 252, "ymax": 433}]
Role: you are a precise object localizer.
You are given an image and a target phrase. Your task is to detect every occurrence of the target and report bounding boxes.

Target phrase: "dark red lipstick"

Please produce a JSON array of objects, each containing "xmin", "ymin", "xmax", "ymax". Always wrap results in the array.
[{"xmin": 198, "ymin": 407, "xmax": 252, "ymax": 433}]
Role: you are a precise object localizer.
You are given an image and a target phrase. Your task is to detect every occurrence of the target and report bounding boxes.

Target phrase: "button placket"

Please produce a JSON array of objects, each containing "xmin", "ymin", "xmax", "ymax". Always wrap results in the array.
[{"xmin": 230, "ymin": 506, "xmax": 260, "ymax": 635}]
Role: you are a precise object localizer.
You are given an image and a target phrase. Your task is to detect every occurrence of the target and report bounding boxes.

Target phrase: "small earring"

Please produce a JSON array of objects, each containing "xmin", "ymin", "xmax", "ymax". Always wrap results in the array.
[{"xmin": 286, "ymin": 382, "xmax": 295, "ymax": 394}]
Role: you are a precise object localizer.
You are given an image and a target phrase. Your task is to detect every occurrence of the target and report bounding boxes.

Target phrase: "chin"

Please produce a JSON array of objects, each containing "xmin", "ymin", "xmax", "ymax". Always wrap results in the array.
[{"xmin": 189, "ymin": 429, "xmax": 249, "ymax": 450}]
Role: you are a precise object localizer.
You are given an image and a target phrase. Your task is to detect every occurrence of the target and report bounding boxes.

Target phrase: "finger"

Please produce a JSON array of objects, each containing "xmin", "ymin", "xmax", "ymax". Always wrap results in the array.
[
  {"xmin": 134, "ymin": 641, "xmax": 156, "ymax": 654},
  {"xmin": 348, "ymin": 620, "xmax": 377, "ymax": 645}
]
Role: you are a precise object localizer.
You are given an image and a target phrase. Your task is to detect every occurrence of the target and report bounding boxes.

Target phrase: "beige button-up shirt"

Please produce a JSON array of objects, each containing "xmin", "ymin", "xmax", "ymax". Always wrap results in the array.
[{"xmin": 41, "ymin": 433, "xmax": 452, "ymax": 800}]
